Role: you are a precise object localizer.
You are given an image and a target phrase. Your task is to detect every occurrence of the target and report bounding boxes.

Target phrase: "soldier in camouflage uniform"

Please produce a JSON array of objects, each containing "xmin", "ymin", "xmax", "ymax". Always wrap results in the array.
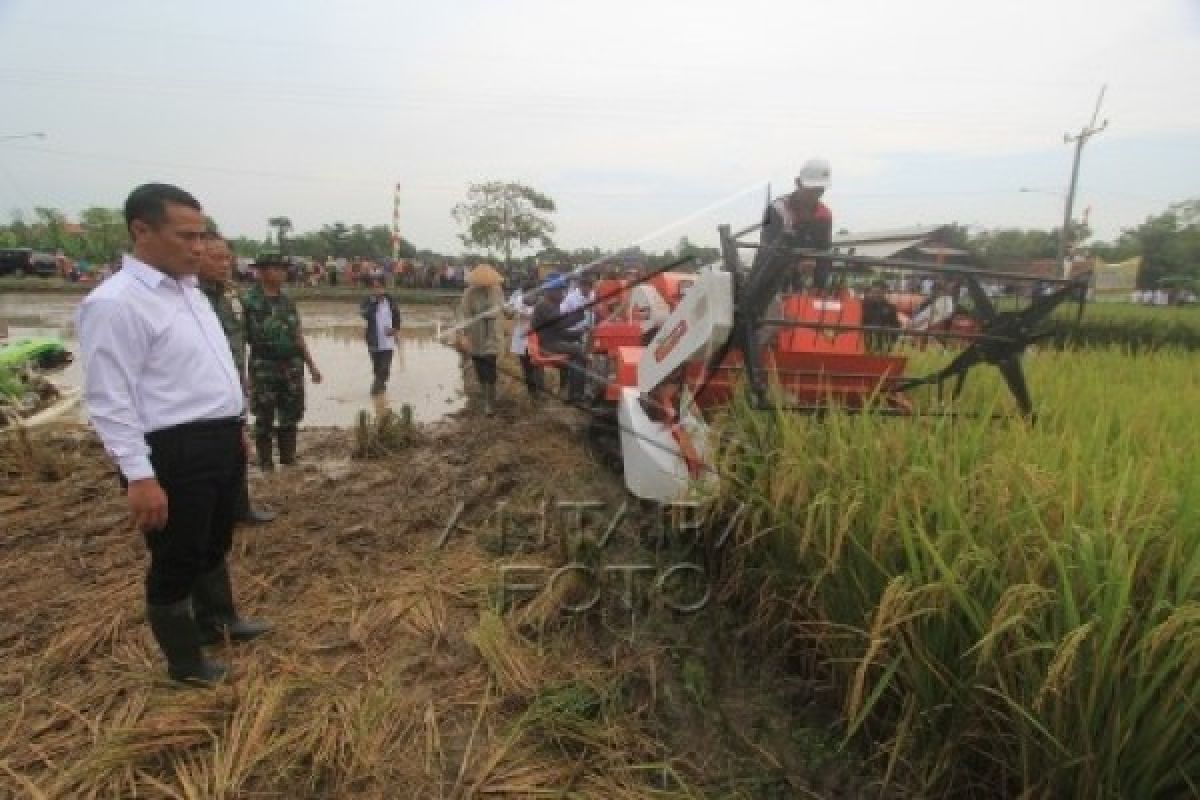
[
  {"xmin": 242, "ymin": 253, "xmax": 322, "ymax": 469},
  {"xmin": 198, "ymin": 236, "xmax": 276, "ymax": 523}
]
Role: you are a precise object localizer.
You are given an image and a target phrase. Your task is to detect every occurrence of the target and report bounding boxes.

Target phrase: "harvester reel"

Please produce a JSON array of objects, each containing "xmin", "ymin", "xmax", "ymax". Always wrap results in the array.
[{"xmin": 898, "ymin": 276, "xmax": 1086, "ymax": 417}]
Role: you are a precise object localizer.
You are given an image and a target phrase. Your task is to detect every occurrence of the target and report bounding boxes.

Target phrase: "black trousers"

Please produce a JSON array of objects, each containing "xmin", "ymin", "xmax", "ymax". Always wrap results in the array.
[
  {"xmin": 518, "ymin": 353, "xmax": 543, "ymax": 396},
  {"xmin": 543, "ymin": 341, "xmax": 586, "ymax": 400},
  {"xmin": 141, "ymin": 418, "xmax": 244, "ymax": 605},
  {"xmin": 370, "ymin": 348, "xmax": 394, "ymax": 390},
  {"xmin": 471, "ymin": 354, "xmax": 498, "ymax": 385}
]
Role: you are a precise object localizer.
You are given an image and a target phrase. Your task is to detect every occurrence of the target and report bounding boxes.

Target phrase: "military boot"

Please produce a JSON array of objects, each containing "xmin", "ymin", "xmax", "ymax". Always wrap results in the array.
[
  {"xmin": 256, "ymin": 435, "xmax": 274, "ymax": 472},
  {"xmin": 146, "ymin": 598, "xmax": 228, "ymax": 686},
  {"xmin": 278, "ymin": 429, "xmax": 298, "ymax": 466},
  {"xmin": 192, "ymin": 563, "xmax": 274, "ymax": 646}
]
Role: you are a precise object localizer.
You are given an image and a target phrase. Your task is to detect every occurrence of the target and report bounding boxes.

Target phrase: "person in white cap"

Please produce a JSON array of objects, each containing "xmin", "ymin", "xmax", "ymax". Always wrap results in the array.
[
  {"xmin": 751, "ymin": 159, "xmax": 837, "ymax": 345},
  {"xmin": 764, "ymin": 157, "xmax": 834, "ymax": 276},
  {"xmin": 771, "ymin": 158, "xmax": 832, "ymax": 233}
]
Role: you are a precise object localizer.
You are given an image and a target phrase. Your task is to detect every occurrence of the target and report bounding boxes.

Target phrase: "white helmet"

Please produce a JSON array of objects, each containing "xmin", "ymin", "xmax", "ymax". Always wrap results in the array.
[{"xmin": 796, "ymin": 158, "xmax": 831, "ymax": 190}]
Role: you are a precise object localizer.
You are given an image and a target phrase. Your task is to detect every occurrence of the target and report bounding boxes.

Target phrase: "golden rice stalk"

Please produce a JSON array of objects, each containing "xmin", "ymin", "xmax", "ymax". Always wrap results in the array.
[
  {"xmin": 422, "ymin": 700, "xmax": 443, "ymax": 778},
  {"xmin": 1033, "ymin": 621, "xmax": 1096, "ymax": 714},
  {"xmin": 466, "ymin": 611, "xmax": 543, "ymax": 698},
  {"xmin": 400, "ymin": 590, "xmax": 449, "ymax": 642},
  {"xmin": 512, "ymin": 565, "xmax": 591, "ymax": 635},
  {"xmin": 205, "ymin": 679, "xmax": 291, "ymax": 796},
  {"xmin": 973, "ymin": 584, "xmax": 1057, "ymax": 668},
  {"xmin": 845, "ymin": 576, "xmax": 913, "ymax": 725},
  {"xmin": 1144, "ymin": 603, "xmax": 1200, "ymax": 657}
]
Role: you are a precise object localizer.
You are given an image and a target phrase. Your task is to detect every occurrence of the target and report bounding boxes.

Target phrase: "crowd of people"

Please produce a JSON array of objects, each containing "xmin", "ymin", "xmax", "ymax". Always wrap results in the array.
[
  {"xmin": 452, "ymin": 267, "xmax": 594, "ymax": 415},
  {"xmin": 234, "ymin": 256, "xmax": 538, "ymax": 291},
  {"xmin": 1130, "ymin": 287, "xmax": 1195, "ymax": 305}
]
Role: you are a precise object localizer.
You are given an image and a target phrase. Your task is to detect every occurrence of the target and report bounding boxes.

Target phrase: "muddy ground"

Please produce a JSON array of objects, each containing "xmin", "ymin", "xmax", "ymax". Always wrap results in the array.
[{"xmin": 0, "ymin": 366, "xmax": 896, "ymax": 799}]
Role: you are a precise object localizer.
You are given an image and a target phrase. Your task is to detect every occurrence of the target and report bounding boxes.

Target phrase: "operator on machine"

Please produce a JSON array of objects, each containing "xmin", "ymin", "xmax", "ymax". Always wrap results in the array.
[{"xmin": 755, "ymin": 158, "xmax": 835, "ymax": 345}]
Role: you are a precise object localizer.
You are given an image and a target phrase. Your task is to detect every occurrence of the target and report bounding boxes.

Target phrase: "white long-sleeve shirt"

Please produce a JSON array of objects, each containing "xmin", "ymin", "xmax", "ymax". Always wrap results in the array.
[
  {"xmin": 559, "ymin": 287, "xmax": 594, "ymax": 332},
  {"xmin": 909, "ymin": 295, "xmax": 955, "ymax": 331},
  {"xmin": 507, "ymin": 289, "xmax": 534, "ymax": 355},
  {"xmin": 77, "ymin": 255, "xmax": 245, "ymax": 482},
  {"xmin": 374, "ymin": 298, "xmax": 395, "ymax": 352}
]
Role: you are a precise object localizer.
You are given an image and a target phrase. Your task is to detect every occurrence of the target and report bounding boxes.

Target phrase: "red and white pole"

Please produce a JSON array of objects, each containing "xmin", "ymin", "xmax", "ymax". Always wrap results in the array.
[{"xmin": 392, "ymin": 182, "xmax": 401, "ymax": 262}]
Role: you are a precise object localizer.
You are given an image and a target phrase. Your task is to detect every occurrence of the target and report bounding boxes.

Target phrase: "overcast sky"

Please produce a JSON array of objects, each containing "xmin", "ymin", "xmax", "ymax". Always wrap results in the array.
[{"xmin": 0, "ymin": 0, "xmax": 1197, "ymax": 254}]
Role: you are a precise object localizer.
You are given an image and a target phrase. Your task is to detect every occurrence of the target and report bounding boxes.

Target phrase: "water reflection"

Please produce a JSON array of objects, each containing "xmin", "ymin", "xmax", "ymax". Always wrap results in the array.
[{"xmin": 0, "ymin": 293, "xmax": 465, "ymax": 427}]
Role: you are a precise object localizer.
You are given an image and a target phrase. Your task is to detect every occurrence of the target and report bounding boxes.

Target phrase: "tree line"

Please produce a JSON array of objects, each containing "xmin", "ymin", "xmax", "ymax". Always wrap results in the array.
[{"xmin": 2, "ymin": 186, "xmax": 1196, "ymax": 289}]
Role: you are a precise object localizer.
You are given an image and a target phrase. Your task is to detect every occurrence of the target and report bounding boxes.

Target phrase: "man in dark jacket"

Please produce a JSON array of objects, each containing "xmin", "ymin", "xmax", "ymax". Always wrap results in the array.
[
  {"xmin": 531, "ymin": 273, "xmax": 586, "ymax": 403},
  {"xmin": 862, "ymin": 280, "xmax": 901, "ymax": 353},
  {"xmin": 360, "ymin": 276, "xmax": 402, "ymax": 395}
]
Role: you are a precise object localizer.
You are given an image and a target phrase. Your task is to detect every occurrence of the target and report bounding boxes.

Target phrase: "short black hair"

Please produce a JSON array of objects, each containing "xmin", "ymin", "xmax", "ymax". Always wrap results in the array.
[{"xmin": 123, "ymin": 183, "xmax": 202, "ymax": 232}]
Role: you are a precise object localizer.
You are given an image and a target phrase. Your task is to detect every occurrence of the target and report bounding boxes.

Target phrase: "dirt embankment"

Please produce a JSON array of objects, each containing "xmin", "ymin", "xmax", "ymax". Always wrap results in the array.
[{"xmin": 0, "ymin": 390, "xmax": 892, "ymax": 799}]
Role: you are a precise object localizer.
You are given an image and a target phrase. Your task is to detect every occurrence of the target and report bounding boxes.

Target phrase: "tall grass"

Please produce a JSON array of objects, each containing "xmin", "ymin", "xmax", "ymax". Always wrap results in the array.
[
  {"xmin": 706, "ymin": 348, "xmax": 1200, "ymax": 797},
  {"xmin": 1051, "ymin": 303, "xmax": 1200, "ymax": 351}
]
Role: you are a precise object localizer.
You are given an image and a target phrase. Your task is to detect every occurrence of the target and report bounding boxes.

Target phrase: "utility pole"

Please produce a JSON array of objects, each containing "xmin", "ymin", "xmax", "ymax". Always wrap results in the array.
[{"xmin": 1058, "ymin": 85, "xmax": 1108, "ymax": 278}]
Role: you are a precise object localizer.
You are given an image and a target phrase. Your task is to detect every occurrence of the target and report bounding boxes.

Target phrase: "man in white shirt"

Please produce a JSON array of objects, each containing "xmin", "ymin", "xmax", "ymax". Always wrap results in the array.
[
  {"xmin": 506, "ymin": 279, "xmax": 543, "ymax": 405},
  {"xmin": 78, "ymin": 183, "xmax": 271, "ymax": 687},
  {"xmin": 359, "ymin": 276, "xmax": 401, "ymax": 395},
  {"xmin": 560, "ymin": 276, "xmax": 595, "ymax": 333}
]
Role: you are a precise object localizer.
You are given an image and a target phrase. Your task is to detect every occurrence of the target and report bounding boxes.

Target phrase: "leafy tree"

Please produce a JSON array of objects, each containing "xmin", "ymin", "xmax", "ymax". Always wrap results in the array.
[
  {"xmin": 267, "ymin": 216, "xmax": 293, "ymax": 253},
  {"xmin": 228, "ymin": 236, "xmax": 264, "ymax": 258},
  {"xmin": 319, "ymin": 222, "xmax": 351, "ymax": 258},
  {"xmin": 452, "ymin": 181, "xmax": 556, "ymax": 270},
  {"xmin": 30, "ymin": 207, "xmax": 69, "ymax": 253},
  {"xmin": 1093, "ymin": 199, "xmax": 1200, "ymax": 288},
  {"xmin": 972, "ymin": 222, "xmax": 1091, "ymax": 270},
  {"xmin": 78, "ymin": 207, "xmax": 128, "ymax": 262}
]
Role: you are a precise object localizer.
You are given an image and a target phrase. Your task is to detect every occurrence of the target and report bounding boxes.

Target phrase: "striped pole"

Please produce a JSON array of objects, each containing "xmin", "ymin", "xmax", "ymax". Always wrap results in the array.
[{"xmin": 392, "ymin": 182, "xmax": 401, "ymax": 262}]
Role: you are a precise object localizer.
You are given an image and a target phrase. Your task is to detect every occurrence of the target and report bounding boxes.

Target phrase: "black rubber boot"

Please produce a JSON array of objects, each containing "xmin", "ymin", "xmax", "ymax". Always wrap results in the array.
[
  {"xmin": 192, "ymin": 563, "xmax": 274, "ymax": 646},
  {"xmin": 256, "ymin": 435, "xmax": 275, "ymax": 472},
  {"xmin": 235, "ymin": 474, "xmax": 276, "ymax": 524},
  {"xmin": 277, "ymin": 429, "xmax": 297, "ymax": 466},
  {"xmin": 481, "ymin": 383, "xmax": 496, "ymax": 416},
  {"xmin": 146, "ymin": 599, "xmax": 228, "ymax": 686}
]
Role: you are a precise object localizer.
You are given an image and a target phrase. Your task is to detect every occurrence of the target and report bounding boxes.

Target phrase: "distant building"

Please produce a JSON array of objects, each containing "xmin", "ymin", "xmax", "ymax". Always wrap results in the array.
[{"xmin": 833, "ymin": 225, "xmax": 972, "ymax": 264}]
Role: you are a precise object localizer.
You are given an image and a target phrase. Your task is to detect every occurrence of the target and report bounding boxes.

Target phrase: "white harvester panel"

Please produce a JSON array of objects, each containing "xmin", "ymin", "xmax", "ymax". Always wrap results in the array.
[
  {"xmin": 617, "ymin": 387, "xmax": 713, "ymax": 502},
  {"xmin": 637, "ymin": 266, "xmax": 734, "ymax": 394}
]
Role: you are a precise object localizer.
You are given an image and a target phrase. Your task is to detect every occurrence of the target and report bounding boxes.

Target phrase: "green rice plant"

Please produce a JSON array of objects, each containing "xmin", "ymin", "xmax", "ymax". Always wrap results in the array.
[
  {"xmin": 705, "ymin": 347, "xmax": 1200, "ymax": 798},
  {"xmin": 1051, "ymin": 302, "xmax": 1200, "ymax": 351},
  {"xmin": 0, "ymin": 364, "xmax": 23, "ymax": 398},
  {"xmin": 352, "ymin": 404, "xmax": 416, "ymax": 459}
]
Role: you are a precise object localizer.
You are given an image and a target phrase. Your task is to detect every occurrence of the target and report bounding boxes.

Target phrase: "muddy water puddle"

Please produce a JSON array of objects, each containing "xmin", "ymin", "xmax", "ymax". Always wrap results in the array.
[{"xmin": 0, "ymin": 293, "xmax": 465, "ymax": 427}]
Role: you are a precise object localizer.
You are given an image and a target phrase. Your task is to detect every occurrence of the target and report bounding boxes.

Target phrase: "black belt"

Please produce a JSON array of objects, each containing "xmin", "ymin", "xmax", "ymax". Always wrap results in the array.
[{"xmin": 146, "ymin": 415, "xmax": 244, "ymax": 440}]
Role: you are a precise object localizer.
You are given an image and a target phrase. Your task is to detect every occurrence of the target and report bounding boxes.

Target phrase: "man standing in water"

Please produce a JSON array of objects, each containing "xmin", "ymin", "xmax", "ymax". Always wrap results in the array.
[{"xmin": 359, "ymin": 275, "xmax": 402, "ymax": 396}]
